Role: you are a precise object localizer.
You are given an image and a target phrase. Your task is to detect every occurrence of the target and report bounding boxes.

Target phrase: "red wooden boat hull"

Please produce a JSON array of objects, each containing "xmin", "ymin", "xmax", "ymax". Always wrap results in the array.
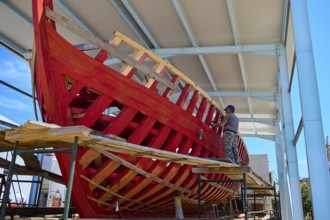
[{"xmin": 32, "ymin": 0, "xmax": 249, "ymax": 218}]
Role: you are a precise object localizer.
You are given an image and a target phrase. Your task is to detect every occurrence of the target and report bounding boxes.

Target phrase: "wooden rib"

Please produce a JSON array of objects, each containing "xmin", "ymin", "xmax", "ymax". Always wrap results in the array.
[
  {"xmin": 95, "ymin": 149, "xmax": 195, "ymax": 195},
  {"xmin": 45, "ymin": 7, "xmax": 175, "ymax": 90},
  {"xmin": 204, "ymin": 104, "xmax": 215, "ymax": 125},
  {"xmin": 186, "ymin": 90, "xmax": 199, "ymax": 113},
  {"xmin": 144, "ymin": 63, "xmax": 167, "ymax": 89},
  {"xmin": 113, "ymin": 126, "xmax": 172, "ymax": 208},
  {"xmin": 176, "ymin": 84, "xmax": 192, "ymax": 108},
  {"xmin": 135, "ymin": 143, "xmax": 204, "ymax": 212},
  {"xmin": 86, "ymin": 196, "xmax": 141, "ymax": 212},
  {"xmin": 121, "ymin": 131, "xmax": 184, "ymax": 209},
  {"xmin": 79, "ymin": 148, "xmax": 101, "ymax": 169},
  {"xmin": 119, "ymin": 50, "xmax": 147, "ymax": 76},
  {"xmin": 75, "ymin": 95, "xmax": 114, "ymax": 127},
  {"xmin": 64, "ymin": 81, "xmax": 84, "ymax": 106},
  {"xmin": 94, "ymin": 49, "xmax": 109, "ymax": 63},
  {"xmin": 196, "ymin": 97, "xmax": 208, "ymax": 120},
  {"xmin": 88, "ymin": 160, "xmax": 121, "ymax": 191},
  {"xmin": 80, "ymin": 174, "xmax": 159, "ymax": 208}
]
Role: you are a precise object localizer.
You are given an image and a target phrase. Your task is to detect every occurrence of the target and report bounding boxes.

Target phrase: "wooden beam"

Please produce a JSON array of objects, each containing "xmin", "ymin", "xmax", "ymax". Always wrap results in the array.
[
  {"xmin": 45, "ymin": 7, "xmax": 175, "ymax": 91},
  {"xmin": 192, "ymin": 166, "xmax": 251, "ymax": 174},
  {"xmin": 5, "ymin": 123, "xmax": 93, "ymax": 143},
  {"xmin": 0, "ymin": 158, "xmax": 63, "ymax": 184}
]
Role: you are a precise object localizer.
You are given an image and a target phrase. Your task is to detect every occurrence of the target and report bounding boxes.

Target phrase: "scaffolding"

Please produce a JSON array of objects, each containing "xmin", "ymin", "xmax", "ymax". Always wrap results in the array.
[{"xmin": 0, "ymin": 120, "xmax": 274, "ymax": 219}]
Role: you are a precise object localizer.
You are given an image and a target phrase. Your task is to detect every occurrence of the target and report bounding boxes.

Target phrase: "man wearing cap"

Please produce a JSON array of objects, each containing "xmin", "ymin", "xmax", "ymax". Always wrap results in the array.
[{"xmin": 212, "ymin": 105, "xmax": 239, "ymax": 164}]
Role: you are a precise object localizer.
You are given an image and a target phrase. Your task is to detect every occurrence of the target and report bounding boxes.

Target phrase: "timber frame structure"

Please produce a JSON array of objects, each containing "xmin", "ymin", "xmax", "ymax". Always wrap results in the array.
[{"xmin": 0, "ymin": 120, "xmax": 272, "ymax": 219}]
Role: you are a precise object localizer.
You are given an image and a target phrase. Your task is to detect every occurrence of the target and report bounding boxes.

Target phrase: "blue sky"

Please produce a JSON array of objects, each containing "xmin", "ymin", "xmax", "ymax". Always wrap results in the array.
[{"xmin": 0, "ymin": 1, "xmax": 329, "ymax": 180}]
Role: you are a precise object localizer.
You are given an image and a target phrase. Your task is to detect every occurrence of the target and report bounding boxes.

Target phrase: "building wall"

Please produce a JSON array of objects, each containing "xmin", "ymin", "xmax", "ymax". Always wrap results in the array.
[{"xmin": 248, "ymin": 154, "xmax": 273, "ymax": 212}]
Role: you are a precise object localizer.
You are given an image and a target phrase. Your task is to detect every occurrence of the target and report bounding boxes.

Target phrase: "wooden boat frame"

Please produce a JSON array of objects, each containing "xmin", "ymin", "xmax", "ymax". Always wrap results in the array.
[{"xmin": 31, "ymin": 0, "xmax": 249, "ymax": 218}]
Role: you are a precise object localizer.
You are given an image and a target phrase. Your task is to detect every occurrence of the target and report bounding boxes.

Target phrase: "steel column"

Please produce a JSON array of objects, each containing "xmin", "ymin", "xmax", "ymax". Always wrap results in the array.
[
  {"xmin": 273, "ymin": 182, "xmax": 278, "ymax": 219},
  {"xmin": 0, "ymin": 141, "xmax": 19, "ymax": 220},
  {"xmin": 291, "ymin": 1, "xmax": 330, "ymax": 219},
  {"xmin": 275, "ymin": 117, "xmax": 291, "ymax": 220},
  {"xmin": 278, "ymin": 46, "xmax": 303, "ymax": 220}
]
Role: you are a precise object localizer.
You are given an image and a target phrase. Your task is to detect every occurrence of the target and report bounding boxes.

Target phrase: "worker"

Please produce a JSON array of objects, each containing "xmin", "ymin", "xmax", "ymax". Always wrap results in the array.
[{"xmin": 211, "ymin": 105, "xmax": 239, "ymax": 164}]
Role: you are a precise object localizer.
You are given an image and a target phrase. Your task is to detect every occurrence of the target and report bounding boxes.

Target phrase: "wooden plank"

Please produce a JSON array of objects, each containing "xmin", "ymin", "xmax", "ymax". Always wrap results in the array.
[
  {"xmin": 45, "ymin": 8, "xmax": 175, "ymax": 90},
  {"xmin": 79, "ymin": 148, "xmax": 100, "ymax": 169},
  {"xmin": 5, "ymin": 125, "xmax": 93, "ymax": 143},
  {"xmin": 192, "ymin": 166, "xmax": 251, "ymax": 174},
  {"xmin": 0, "ymin": 158, "xmax": 63, "ymax": 184}
]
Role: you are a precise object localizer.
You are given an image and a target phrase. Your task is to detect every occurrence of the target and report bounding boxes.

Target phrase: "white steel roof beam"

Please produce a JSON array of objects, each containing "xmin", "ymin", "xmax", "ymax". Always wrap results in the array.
[
  {"xmin": 121, "ymin": 0, "xmax": 158, "ymax": 48},
  {"xmin": 0, "ymin": 0, "xmax": 32, "ymax": 26},
  {"xmin": 111, "ymin": 0, "xmax": 153, "ymax": 49},
  {"xmin": 239, "ymin": 118, "xmax": 276, "ymax": 126},
  {"xmin": 240, "ymin": 134, "xmax": 275, "ymax": 141},
  {"xmin": 105, "ymin": 44, "xmax": 278, "ymax": 66},
  {"xmin": 226, "ymin": 0, "xmax": 256, "ymax": 133},
  {"xmin": 171, "ymin": 0, "xmax": 224, "ymax": 107},
  {"xmin": 208, "ymin": 91, "xmax": 278, "ymax": 102},
  {"xmin": 152, "ymin": 44, "xmax": 277, "ymax": 57},
  {"xmin": 54, "ymin": 0, "xmax": 96, "ymax": 34},
  {"xmin": 0, "ymin": 34, "xmax": 25, "ymax": 55},
  {"xmin": 281, "ymin": 0, "xmax": 290, "ymax": 44}
]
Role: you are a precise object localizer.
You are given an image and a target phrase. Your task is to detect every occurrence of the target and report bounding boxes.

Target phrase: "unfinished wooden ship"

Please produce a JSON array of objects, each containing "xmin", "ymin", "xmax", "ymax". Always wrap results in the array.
[{"xmin": 32, "ymin": 0, "xmax": 249, "ymax": 218}]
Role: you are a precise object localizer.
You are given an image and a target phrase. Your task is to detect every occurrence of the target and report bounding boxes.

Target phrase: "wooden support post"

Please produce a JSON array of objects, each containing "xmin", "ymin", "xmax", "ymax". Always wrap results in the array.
[{"xmin": 174, "ymin": 196, "xmax": 184, "ymax": 219}]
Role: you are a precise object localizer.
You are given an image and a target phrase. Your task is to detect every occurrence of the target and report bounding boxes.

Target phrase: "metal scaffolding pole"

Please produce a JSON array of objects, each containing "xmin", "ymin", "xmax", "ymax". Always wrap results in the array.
[
  {"xmin": 278, "ymin": 47, "xmax": 303, "ymax": 220},
  {"xmin": 197, "ymin": 175, "xmax": 246, "ymax": 219},
  {"xmin": 291, "ymin": 1, "xmax": 330, "ymax": 219},
  {"xmin": 0, "ymin": 141, "xmax": 19, "ymax": 220}
]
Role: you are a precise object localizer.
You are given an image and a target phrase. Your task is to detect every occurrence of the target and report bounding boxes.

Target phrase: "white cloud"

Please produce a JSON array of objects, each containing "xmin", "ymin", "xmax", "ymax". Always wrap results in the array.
[
  {"xmin": 0, "ymin": 94, "xmax": 30, "ymax": 110},
  {"xmin": 0, "ymin": 58, "xmax": 32, "ymax": 90}
]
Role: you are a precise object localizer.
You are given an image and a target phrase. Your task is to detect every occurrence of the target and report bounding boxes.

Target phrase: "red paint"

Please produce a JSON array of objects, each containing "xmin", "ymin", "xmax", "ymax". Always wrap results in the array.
[{"xmin": 32, "ymin": 0, "xmax": 249, "ymax": 217}]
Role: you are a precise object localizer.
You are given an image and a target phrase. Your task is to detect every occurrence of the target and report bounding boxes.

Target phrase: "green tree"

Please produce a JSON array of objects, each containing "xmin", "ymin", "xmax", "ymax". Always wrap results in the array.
[{"xmin": 300, "ymin": 181, "xmax": 312, "ymax": 218}]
